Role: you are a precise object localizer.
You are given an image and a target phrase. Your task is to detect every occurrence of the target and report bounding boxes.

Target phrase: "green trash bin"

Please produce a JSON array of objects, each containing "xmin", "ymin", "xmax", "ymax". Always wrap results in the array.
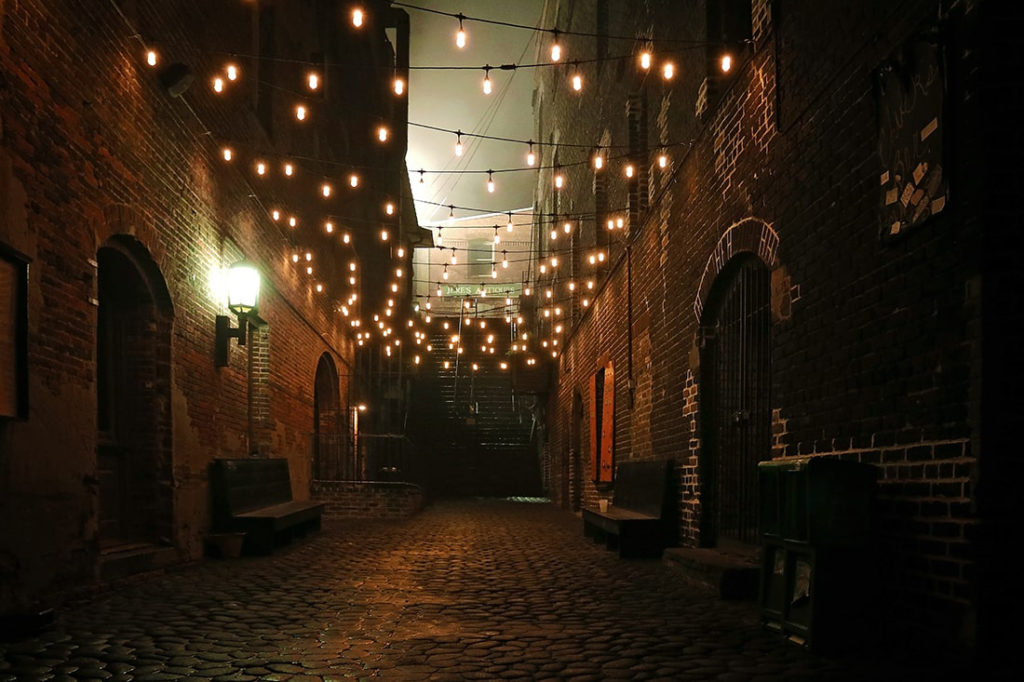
[{"xmin": 758, "ymin": 458, "xmax": 879, "ymax": 652}]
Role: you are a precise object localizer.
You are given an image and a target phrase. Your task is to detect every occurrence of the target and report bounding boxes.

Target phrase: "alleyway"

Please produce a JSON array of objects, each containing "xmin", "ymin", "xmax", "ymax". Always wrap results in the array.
[{"xmin": 2, "ymin": 501, "xmax": 952, "ymax": 681}]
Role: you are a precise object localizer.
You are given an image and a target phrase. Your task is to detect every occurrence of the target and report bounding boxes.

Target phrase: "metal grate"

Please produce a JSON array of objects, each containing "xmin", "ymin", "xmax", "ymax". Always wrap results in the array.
[{"xmin": 702, "ymin": 257, "xmax": 771, "ymax": 546}]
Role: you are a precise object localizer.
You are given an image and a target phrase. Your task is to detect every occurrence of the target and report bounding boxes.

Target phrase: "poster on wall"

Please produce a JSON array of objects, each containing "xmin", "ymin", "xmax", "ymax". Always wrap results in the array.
[
  {"xmin": 876, "ymin": 29, "xmax": 947, "ymax": 240},
  {"xmin": 0, "ymin": 248, "xmax": 29, "ymax": 419}
]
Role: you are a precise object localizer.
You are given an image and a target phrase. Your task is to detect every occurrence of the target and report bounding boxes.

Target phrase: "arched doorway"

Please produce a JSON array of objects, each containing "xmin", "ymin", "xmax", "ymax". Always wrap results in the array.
[
  {"xmin": 699, "ymin": 253, "xmax": 771, "ymax": 548},
  {"xmin": 96, "ymin": 236, "xmax": 173, "ymax": 548},
  {"xmin": 313, "ymin": 353, "xmax": 344, "ymax": 480}
]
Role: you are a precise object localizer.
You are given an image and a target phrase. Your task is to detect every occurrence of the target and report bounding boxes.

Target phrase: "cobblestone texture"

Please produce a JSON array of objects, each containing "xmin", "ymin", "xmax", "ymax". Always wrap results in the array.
[{"xmin": 1, "ymin": 501, "xmax": 959, "ymax": 680}]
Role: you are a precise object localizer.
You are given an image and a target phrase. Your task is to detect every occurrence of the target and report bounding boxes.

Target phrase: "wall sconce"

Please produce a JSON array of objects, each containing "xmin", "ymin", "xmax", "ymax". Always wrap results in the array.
[{"xmin": 215, "ymin": 261, "xmax": 261, "ymax": 367}]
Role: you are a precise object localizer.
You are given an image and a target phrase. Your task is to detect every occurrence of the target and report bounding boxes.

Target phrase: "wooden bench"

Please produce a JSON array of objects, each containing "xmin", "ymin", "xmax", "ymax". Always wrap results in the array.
[
  {"xmin": 210, "ymin": 458, "xmax": 324, "ymax": 554},
  {"xmin": 582, "ymin": 460, "xmax": 674, "ymax": 558}
]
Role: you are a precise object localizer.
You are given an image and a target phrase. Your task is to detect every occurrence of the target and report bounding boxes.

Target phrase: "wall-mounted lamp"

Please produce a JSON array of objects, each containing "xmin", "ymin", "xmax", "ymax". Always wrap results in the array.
[{"xmin": 215, "ymin": 261, "xmax": 261, "ymax": 367}]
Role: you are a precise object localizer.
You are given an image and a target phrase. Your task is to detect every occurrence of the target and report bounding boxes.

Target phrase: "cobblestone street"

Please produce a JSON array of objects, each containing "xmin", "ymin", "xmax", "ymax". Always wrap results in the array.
[{"xmin": 1, "ymin": 500, "xmax": 947, "ymax": 681}]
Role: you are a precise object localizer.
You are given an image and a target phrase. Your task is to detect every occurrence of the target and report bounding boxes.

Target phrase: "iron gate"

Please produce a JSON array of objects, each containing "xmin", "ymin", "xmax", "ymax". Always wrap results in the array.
[{"xmin": 701, "ymin": 256, "xmax": 771, "ymax": 546}]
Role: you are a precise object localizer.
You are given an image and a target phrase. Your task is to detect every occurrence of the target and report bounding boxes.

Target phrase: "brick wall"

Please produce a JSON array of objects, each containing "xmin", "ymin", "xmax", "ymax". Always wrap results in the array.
[
  {"xmin": 533, "ymin": 0, "xmax": 988, "ymax": 649},
  {"xmin": 0, "ymin": 0, "xmax": 400, "ymax": 612},
  {"xmin": 311, "ymin": 480, "xmax": 424, "ymax": 520}
]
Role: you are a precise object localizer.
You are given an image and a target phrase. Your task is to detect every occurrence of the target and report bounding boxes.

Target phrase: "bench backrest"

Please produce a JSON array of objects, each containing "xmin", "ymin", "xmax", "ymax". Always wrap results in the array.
[
  {"xmin": 612, "ymin": 459, "xmax": 672, "ymax": 518},
  {"xmin": 211, "ymin": 458, "xmax": 294, "ymax": 518}
]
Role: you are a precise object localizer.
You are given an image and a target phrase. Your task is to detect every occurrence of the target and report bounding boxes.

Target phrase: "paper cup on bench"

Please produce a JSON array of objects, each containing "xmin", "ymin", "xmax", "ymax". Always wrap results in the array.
[{"xmin": 598, "ymin": 499, "xmax": 609, "ymax": 512}]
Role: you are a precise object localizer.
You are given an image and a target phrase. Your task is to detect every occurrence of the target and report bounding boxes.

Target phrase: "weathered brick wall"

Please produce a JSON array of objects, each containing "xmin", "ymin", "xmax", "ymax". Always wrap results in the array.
[
  {"xmin": 0, "ymin": 0, "xmax": 396, "ymax": 612},
  {"xmin": 535, "ymin": 0, "xmax": 985, "ymax": 648},
  {"xmin": 311, "ymin": 481, "xmax": 424, "ymax": 520}
]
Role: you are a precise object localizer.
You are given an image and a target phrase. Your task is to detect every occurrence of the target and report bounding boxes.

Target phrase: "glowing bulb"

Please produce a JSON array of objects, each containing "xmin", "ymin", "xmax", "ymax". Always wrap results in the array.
[
  {"xmin": 487, "ymin": 171, "xmax": 495, "ymax": 193},
  {"xmin": 640, "ymin": 51, "xmax": 652, "ymax": 70},
  {"xmin": 308, "ymin": 73, "xmax": 320, "ymax": 90},
  {"xmin": 289, "ymin": 216, "xmax": 297, "ymax": 227},
  {"xmin": 527, "ymin": 143, "xmax": 536, "ymax": 166},
  {"xmin": 325, "ymin": 221, "xmax": 334, "ymax": 234},
  {"xmin": 349, "ymin": 261, "xmax": 357, "ymax": 272},
  {"xmin": 342, "ymin": 233, "xmax": 351, "ymax": 244},
  {"xmin": 550, "ymin": 229, "xmax": 558, "ymax": 241},
  {"xmin": 272, "ymin": 209, "xmax": 281, "ymax": 221},
  {"xmin": 284, "ymin": 163, "xmax": 294, "ymax": 176},
  {"xmin": 607, "ymin": 218, "xmax": 615, "ymax": 230},
  {"xmin": 455, "ymin": 134, "xmax": 464, "ymax": 157},
  {"xmin": 450, "ymin": 249, "xmax": 457, "ymax": 265},
  {"xmin": 493, "ymin": 228, "xmax": 501, "ymax": 245},
  {"xmin": 378, "ymin": 126, "xmax": 389, "ymax": 142},
  {"xmin": 291, "ymin": 253, "xmax": 299, "ymax": 263},
  {"xmin": 296, "ymin": 104, "xmax": 307, "ymax": 121},
  {"xmin": 502, "ymin": 251, "xmax": 509, "ymax": 268},
  {"xmin": 352, "ymin": 8, "xmax": 364, "ymax": 27},
  {"xmin": 491, "ymin": 268, "xmax": 497, "ymax": 279},
  {"xmin": 540, "ymin": 264, "xmax": 547, "ymax": 274},
  {"xmin": 349, "ymin": 276, "xmax": 356, "ymax": 285},
  {"xmin": 663, "ymin": 62, "xmax": 675, "ymax": 80},
  {"xmin": 222, "ymin": 147, "xmax": 233, "ymax": 162},
  {"xmin": 551, "ymin": 256, "xmax": 559, "ymax": 267},
  {"xmin": 322, "ymin": 183, "xmax": 332, "ymax": 197},
  {"xmin": 393, "ymin": 77, "xmax": 405, "ymax": 95},
  {"xmin": 617, "ymin": 217, "xmax": 625, "ymax": 228},
  {"xmin": 551, "ymin": 33, "xmax": 562, "ymax": 62},
  {"xmin": 438, "ymin": 283, "xmax": 444, "ymax": 295},
  {"xmin": 625, "ymin": 163, "xmax": 635, "ymax": 178},
  {"xmin": 306, "ymin": 266, "xmax": 313, "ymax": 275},
  {"xmin": 455, "ymin": 16, "xmax": 467, "ymax": 48},
  {"xmin": 315, "ymin": 283, "xmax": 323, "ymax": 293},
  {"xmin": 563, "ymin": 221, "xmax": 572, "ymax": 234},
  {"xmin": 483, "ymin": 69, "xmax": 492, "ymax": 95},
  {"xmin": 554, "ymin": 172, "xmax": 564, "ymax": 189},
  {"xmin": 721, "ymin": 54, "xmax": 733, "ymax": 73},
  {"xmin": 658, "ymin": 153, "xmax": 668, "ymax": 168},
  {"xmin": 507, "ymin": 213, "xmax": 514, "ymax": 232},
  {"xmin": 572, "ymin": 71, "xmax": 582, "ymax": 91},
  {"xmin": 256, "ymin": 162, "xmax": 266, "ymax": 176},
  {"xmin": 226, "ymin": 64, "xmax": 239, "ymax": 81},
  {"xmin": 397, "ymin": 247, "xmax": 405, "ymax": 258},
  {"xmin": 380, "ymin": 229, "xmax": 389, "ymax": 241},
  {"xmin": 349, "ymin": 174, "xmax": 359, "ymax": 187},
  {"xmin": 212, "ymin": 77, "xmax": 224, "ymax": 93},
  {"xmin": 396, "ymin": 268, "xmax": 403, "ymax": 278},
  {"xmin": 442, "ymin": 268, "xmax": 449, "ymax": 281},
  {"xmin": 145, "ymin": 49, "xmax": 158, "ymax": 67},
  {"xmin": 385, "ymin": 202, "xmax": 395, "ymax": 216},
  {"xmin": 593, "ymin": 153, "xmax": 603, "ymax": 170}
]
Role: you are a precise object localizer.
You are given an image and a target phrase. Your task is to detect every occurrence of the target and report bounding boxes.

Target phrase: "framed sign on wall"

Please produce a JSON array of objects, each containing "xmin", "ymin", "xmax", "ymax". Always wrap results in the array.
[{"xmin": 0, "ymin": 243, "xmax": 29, "ymax": 420}]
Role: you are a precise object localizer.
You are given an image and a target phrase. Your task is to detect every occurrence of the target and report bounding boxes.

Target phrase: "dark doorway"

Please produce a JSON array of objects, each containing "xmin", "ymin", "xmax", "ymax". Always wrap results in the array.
[
  {"xmin": 570, "ymin": 391, "xmax": 584, "ymax": 511},
  {"xmin": 96, "ymin": 237, "xmax": 173, "ymax": 548},
  {"xmin": 313, "ymin": 353, "xmax": 346, "ymax": 480},
  {"xmin": 699, "ymin": 254, "xmax": 771, "ymax": 547}
]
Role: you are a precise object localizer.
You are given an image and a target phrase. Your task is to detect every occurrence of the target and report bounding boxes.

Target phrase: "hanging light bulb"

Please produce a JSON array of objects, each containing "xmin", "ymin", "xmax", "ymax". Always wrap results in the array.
[
  {"xmin": 617, "ymin": 217, "xmax": 625, "ymax": 229},
  {"xmin": 491, "ymin": 265, "xmax": 497, "ymax": 279},
  {"xmin": 502, "ymin": 251, "xmax": 509, "ymax": 268},
  {"xmin": 437, "ymin": 282, "xmax": 444, "ymax": 296},
  {"xmin": 550, "ymin": 227, "xmax": 558, "ymax": 241},
  {"xmin": 640, "ymin": 51, "xmax": 652, "ymax": 70},
  {"xmin": 450, "ymin": 248, "xmax": 457, "ymax": 265},
  {"xmin": 554, "ymin": 169, "xmax": 565, "ymax": 189},
  {"xmin": 385, "ymin": 202, "xmax": 395, "ymax": 216},
  {"xmin": 145, "ymin": 49, "xmax": 158, "ymax": 67},
  {"xmin": 447, "ymin": 205, "xmax": 455, "ymax": 224},
  {"xmin": 397, "ymin": 246, "xmax": 405, "ymax": 258},
  {"xmin": 291, "ymin": 253, "xmax": 299, "ymax": 263},
  {"xmin": 487, "ymin": 170, "xmax": 495, "ymax": 193},
  {"xmin": 506, "ymin": 212, "xmax": 515, "ymax": 232},
  {"xmin": 295, "ymin": 104, "xmax": 307, "ymax": 121},
  {"xmin": 455, "ymin": 132, "xmax": 464, "ymax": 157},
  {"xmin": 343, "ymin": 232, "xmax": 351, "ymax": 244},
  {"xmin": 526, "ymin": 141, "xmax": 536, "ymax": 166},
  {"xmin": 322, "ymin": 182, "xmax": 332, "ymax": 197},
  {"xmin": 352, "ymin": 8, "xmax": 364, "ymax": 27},
  {"xmin": 212, "ymin": 76, "xmax": 225, "ymax": 93},
  {"xmin": 380, "ymin": 229, "xmax": 389, "ymax": 240},
  {"xmin": 284, "ymin": 162, "xmax": 294, "ymax": 176},
  {"xmin": 418, "ymin": 169, "xmax": 425, "ymax": 184},
  {"xmin": 551, "ymin": 256, "xmax": 559, "ymax": 267},
  {"xmin": 571, "ymin": 63, "xmax": 582, "ymax": 91},
  {"xmin": 658, "ymin": 151, "xmax": 668, "ymax": 168},
  {"xmin": 315, "ymin": 283, "xmax": 323, "ymax": 293},
  {"xmin": 455, "ymin": 14, "xmax": 467, "ymax": 48},
  {"xmin": 393, "ymin": 76, "xmax": 405, "ymax": 95},
  {"xmin": 256, "ymin": 161, "xmax": 266, "ymax": 176},
  {"xmin": 226, "ymin": 64, "xmax": 239, "ymax": 81},
  {"xmin": 550, "ymin": 30, "xmax": 562, "ymax": 62},
  {"xmin": 482, "ymin": 66, "xmax": 492, "ymax": 95},
  {"xmin": 662, "ymin": 61, "xmax": 675, "ymax": 80},
  {"xmin": 221, "ymin": 147, "xmax": 233, "ymax": 162},
  {"xmin": 721, "ymin": 53, "xmax": 733, "ymax": 73},
  {"xmin": 325, "ymin": 221, "xmax": 334, "ymax": 234},
  {"xmin": 607, "ymin": 218, "xmax": 615, "ymax": 230},
  {"xmin": 271, "ymin": 209, "xmax": 281, "ymax": 221},
  {"xmin": 593, "ymin": 149, "xmax": 604, "ymax": 170},
  {"xmin": 289, "ymin": 216, "xmax": 298, "ymax": 228},
  {"xmin": 349, "ymin": 173, "xmax": 359, "ymax": 188},
  {"xmin": 378, "ymin": 126, "xmax": 389, "ymax": 142},
  {"xmin": 307, "ymin": 72, "xmax": 320, "ymax": 90},
  {"xmin": 493, "ymin": 227, "xmax": 501, "ymax": 245},
  {"xmin": 625, "ymin": 163, "xmax": 635, "ymax": 178}
]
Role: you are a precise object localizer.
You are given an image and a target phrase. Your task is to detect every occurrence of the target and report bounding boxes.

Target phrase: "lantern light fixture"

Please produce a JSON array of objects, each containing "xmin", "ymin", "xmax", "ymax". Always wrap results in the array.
[{"xmin": 215, "ymin": 261, "xmax": 261, "ymax": 367}]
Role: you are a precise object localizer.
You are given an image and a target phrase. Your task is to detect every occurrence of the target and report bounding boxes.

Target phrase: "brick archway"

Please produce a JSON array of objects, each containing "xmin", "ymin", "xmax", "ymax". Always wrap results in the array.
[{"xmin": 693, "ymin": 217, "xmax": 779, "ymax": 322}]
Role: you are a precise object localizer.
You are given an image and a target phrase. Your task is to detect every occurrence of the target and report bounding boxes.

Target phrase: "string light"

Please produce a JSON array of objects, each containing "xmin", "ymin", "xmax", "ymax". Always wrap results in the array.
[
  {"xmin": 563, "ymin": 221, "xmax": 572, "ymax": 234},
  {"xmin": 145, "ymin": 49, "xmax": 158, "ymax": 67},
  {"xmin": 455, "ymin": 131, "xmax": 464, "ymax": 157},
  {"xmin": 550, "ymin": 30, "xmax": 562, "ymax": 62},
  {"xmin": 658, "ymin": 151, "xmax": 668, "ymax": 168},
  {"xmin": 221, "ymin": 147, "xmax": 233, "ymax": 162},
  {"xmin": 212, "ymin": 77, "xmax": 224, "ymax": 93},
  {"xmin": 378, "ymin": 126, "xmax": 389, "ymax": 142},
  {"xmin": 493, "ymin": 227, "xmax": 501, "ymax": 245},
  {"xmin": 721, "ymin": 53, "xmax": 733, "ymax": 73},
  {"xmin": 272, "ymin": 209, "xmax": 281, "ymax": 221},
  {"xmin": 438, "ymin": 282, "xmax": 444, "ymax": 295},
  {"xmin": 393, "ymin": 76, "xmax": 405, "ymax": 95},
  {"xmin": 324, "ymin": 221, "xmax": 334, "ymax": 234},
  {"xmin": 321, "ymin": 182, "xmax": 332, "ymax": 197},
  {"xmin": 385, "ymin": 202, "xmax": 395, "ymax": 215},
  {"xmin": 315, "ymin": 283, "xmax": 323, "ymax": 293},
  {"xmin": 289, "ymin": 216, "xmax": 298, "ymax": 227},
  {"xmin": 349, "ymin": 173, "xmax": 360, "ymax": 187},
  {"xmin": 397, "ymin": 246, "xmax": 406, "ymax": 257},
  {"xmin": 380, "ymin": 228, "xmax": 389, "ymax": 240},
  {"xmin": 554, "ymin": 168, "xmax": 565, "ymax": 189},
  {"xmin": 506, "ymin": 212, "xmax": 515, "ymax": 232},
  {"xmin": 502, "ymin": 251, "xmax": 509, "ymax": 268},
  {"xmin": 593, "ymin": 149, "xmax": 604, "ymax": 170},
  {"xmin": 625, "ymin": 163, "xmax": 635, "ymax": 178},
  {"xmin": 295, "ymin": 104, "xmax": 307, "ymax": 121},
  {"xmin": 307, "ymin": 72, "xmax": 320, "ymax": 90},
  {"xmin": 662, "ymin": 61, "xmax": 675, "ymax": 80},
  {"xmin": 226, "ymin": 64, "xmax": 239, "ymax": 81},
  {"xmin": 455, "ymin": 14, "xmax": 467, "ymax": 48},
  {"xmin": 571, "ymin": 63, "xmax": 582, "ymax": 91},
  {"xmin": 352, "ymin": 8, "xmax": 364, "ymax": 28},
  {"xmin": 419, "ymin": 169, "xmax": 425, "ymax": 183},
  {"xmin": 487, "ymin": 170, "xmax": 495, "ymax": 193},
  {"xmin": 284, "ymin": 162, "xmax": 294, "ymax": 176},
  {"xmin": 442, "ymin": 266, "xmax": 449, "ymax": 281},
  {"xmin": 256, "ymin": 161, "xmax": 267, "ymax": 176},
  {"xmin": 526, "ymin": 141, "xmax": 536, "ymax": 166},
  {"xmin": 640, "ymin": 51, "xmax": 652, "ymax": 70},
  {"xmin": 450, "ymin": 248, "xmax": 457, "ymax": 265},
  {"xmin": 482, "ymin": 66, "xmax": 492, "ymax": 95},
  {"xmin": 342, "ymin": 232, "xmax": 351, "ymax": 244}
]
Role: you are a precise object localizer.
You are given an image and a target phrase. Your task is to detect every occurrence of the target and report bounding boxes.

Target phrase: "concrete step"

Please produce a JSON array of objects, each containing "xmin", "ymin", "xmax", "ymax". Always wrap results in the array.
[{"xmin": 663, "ymin": 547, "xmax": 760, "ymax": 601}]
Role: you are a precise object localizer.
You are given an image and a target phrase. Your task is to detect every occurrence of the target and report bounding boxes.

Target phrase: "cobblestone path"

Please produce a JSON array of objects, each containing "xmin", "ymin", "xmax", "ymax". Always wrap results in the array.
[{"xmin": 1, "ymin": 499, "xmax": 946, "ymax": 680}]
